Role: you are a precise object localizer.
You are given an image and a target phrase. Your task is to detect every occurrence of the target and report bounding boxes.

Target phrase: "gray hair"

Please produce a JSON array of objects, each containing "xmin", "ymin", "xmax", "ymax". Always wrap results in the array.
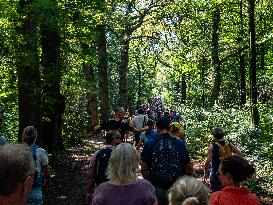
[
  {"xmin": 0, "ymin": 143, "xmax": 34, "ymax": 196},
  {"xmin": 168, "ymin": 176, "xmax": 209, "ymax": 205},
  {"xmin": 107, "ymin": 143, "xmax": 139, "ymax": 182}
]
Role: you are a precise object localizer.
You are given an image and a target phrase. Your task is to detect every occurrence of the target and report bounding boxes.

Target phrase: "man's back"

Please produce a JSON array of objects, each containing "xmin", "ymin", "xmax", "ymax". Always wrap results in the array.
[
  {"xmin": 131, "ymin": 114, "xmax": 148, "ymax": 129},
  {"xmin": 141, "ymin": 133, "xmax": 190, "ymax": 189}
]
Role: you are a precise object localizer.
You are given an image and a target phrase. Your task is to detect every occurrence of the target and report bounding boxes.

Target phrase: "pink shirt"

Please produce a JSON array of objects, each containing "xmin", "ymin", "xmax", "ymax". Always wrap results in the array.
[{"xmin": 210, "ymin": 186, "xmax": 260, "ymax": 205}]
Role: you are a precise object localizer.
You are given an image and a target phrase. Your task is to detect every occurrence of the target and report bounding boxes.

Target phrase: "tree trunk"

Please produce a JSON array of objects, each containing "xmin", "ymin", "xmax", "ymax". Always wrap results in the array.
[
  {"xmin": 40, "ymin": 24, "xmax": 63, "ymax": 151},
  {"xmin": 239, "ymin": 52, "xmax": 246, "ymax": 105},
  {"xmin": 135, "ymin": 57, "xmax": 142, "ymax": 108},
  {"xmin": 97, "ymin": 25, "xmax": 110, "ymax": 123},
  {"xmin": 118, "ymin": 33, "xmax": 130, "ymax": 109},
  {"xmin": 249, "ymin": 0, "xmax": 259, "ymax": 126},
  {"xmin": 210, "ymin": 6, "xmax": 221, "ymax": 105},
  {"xmin": 238, "ymin": 0, "xmax": 246, "ymax": 106},
  {"xmin": 181, "ymin": 75, "xmax": 186, "ymax": 104},
  {"xmin": 16, "ymin": 0, "xmax": 41, "ymax": 142},
  {"xmin": 83, "ymin": 60, "xmax": 99, "ymax": 133}
]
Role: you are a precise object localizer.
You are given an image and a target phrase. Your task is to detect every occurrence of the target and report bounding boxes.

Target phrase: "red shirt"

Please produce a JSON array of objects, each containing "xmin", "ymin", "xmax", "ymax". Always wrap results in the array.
[{"xmin": 210, "ymin": 186, "xmax": 260, "ymax": 205}]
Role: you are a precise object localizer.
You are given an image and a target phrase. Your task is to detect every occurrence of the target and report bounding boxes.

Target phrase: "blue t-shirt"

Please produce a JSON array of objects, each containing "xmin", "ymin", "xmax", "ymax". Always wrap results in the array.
[
  {"xmin": 141, "ymin": 133, "xmax": 190, "ymax": 168},
  {"xmin": 140, "ymin": 130, "xmax": 157, "ymax": 144}
]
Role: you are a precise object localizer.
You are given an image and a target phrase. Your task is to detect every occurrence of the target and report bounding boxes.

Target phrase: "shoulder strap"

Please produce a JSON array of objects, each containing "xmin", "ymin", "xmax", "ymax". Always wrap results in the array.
[
  {"xmin": 142, "ymin": 116, "xmax": 146, "ymax": 128},
  {"xmin": 30, "ymin": 144, "xmax": 39, "ymax": 166}
]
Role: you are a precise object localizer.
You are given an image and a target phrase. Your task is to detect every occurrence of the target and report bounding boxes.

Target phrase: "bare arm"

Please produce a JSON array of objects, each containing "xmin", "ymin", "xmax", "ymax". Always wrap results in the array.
[
  {"xmin": 41, "ymin": 165, "xmax": 51, "ymax": 180},
  {"xmin": 230, "ymin": 144, "xmax": 243, "ymax": 158},
  {"xmin": 87, "ymin": 156, "xmax": 96, "ymax": 203},
  {"xmin": 136, "ymin": 139, "xmax": 144, "ymax": 150},
  {"xmin": 141, "ymin": 161, "xmax": 149, "ymax": 179},
  {"xmin": 185, "ymin": 160, "xmax": 194, "ymax": 176},
  {"xmin": 152, "ymin": 195, "xmax": 158, "ymax": 205},
  {"xmin": 204, "ymin": 145, "xmax": 213, "ymax": 180}
]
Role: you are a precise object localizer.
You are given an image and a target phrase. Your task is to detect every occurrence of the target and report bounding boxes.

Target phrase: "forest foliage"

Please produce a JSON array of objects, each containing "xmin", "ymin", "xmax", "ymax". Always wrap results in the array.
[{"xmin": 0, "ymin": 0, "xmax": 273, "ymax": 195}]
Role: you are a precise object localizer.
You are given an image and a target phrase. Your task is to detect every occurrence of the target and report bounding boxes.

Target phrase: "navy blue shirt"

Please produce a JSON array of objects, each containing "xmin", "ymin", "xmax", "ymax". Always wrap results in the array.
[{"xmin": 141, "ymin": 133, "xmax": 190, "ymax": 168}]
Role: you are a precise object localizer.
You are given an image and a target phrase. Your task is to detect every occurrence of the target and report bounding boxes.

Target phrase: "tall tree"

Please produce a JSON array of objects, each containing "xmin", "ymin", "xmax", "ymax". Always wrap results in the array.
[
  {"xmin": 210, "ymin": 4, "xmax": 221, "ymax": 105},
  {"xmin": 82, "ymin": 43, "xmax": 99, "ymax": 132},
  {"xmin": 39, "ymin": 0, "xmax": 63, "ymax": 150},
  {"xmin": 97, "ymin": 24, "xmax": 110, "ymax": 122},
  {"xmin": 249, "ymin": 0, "xmax": 259, "ymax": 126},
  {"xmin": 16, "ymin": 0, "xmax": 41, "ymax": 141},
  {"xmin": 239, "ymin": 0, "xmax": 246, "ymax": 105}
]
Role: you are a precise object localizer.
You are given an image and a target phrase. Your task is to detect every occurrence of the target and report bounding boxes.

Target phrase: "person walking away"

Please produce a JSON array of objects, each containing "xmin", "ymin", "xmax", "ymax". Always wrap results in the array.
[
  {"xmin": 130, "ymin": 108, "xmax": 149, "ymax": 146},
  {"xmin": 92, "ymin": 143, "xmax": 158, "ymax": 205},
  {"xmin": 86, "ymin": 130, "xmax": 122, "ymax": 204},
  {"xmin": 94, "ymin": 107, "xmax": 132, "ymax": 141},
  {"xmin": 210, "ymin": 155, "xmax": 260, "ymax": 205},
  {"xmin": 136, "ymin": 120, "xmax": 157, "ymax": 151},
  {"xmin": 0, "ymin": 143, "xmax": 35, "ymax": 205},
  {"xmin": 170, "ymin": 122, "xmax": 186, "ymax": 145},
  {"xmin": 141, "ymin": 118, "xmax": 193, "ymax": 205},
  {"xmin": 22, "ymin": 126, "xmax": 50, "ymax": 205},
  {"xmin": 204, "ymin": 127, "xmax": 243, "ymax": 192},
  {"xmin": 168, "ymin": 176, "xmax": 209, "ymax": 205}
]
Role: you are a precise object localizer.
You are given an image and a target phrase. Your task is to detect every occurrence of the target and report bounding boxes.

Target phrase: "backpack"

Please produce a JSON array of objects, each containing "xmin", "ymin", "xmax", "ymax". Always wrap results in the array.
[
  {"xmin": 31, "ymin": 144, "xmax": 44, "ymax": 187},
  {"xmin": 149, "ymin": 136, "xmax": 184, "ymax": 189},
  {"xmin": 94, "ymin": 147, "xmax": 113, "ymax": 186},
  {"xmin": 215, "ymin": 141, "xmax": 232, "ymax": 160}
]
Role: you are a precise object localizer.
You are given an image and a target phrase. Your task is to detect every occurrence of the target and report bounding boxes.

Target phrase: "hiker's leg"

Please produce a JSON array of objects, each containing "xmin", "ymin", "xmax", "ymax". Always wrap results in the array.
[{"xmin": 210, "ymin": 173, "xmax": 222, "ymax": 192}]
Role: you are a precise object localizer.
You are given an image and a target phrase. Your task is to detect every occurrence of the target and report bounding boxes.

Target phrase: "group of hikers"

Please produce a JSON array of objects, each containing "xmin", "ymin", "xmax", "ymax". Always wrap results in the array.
[
  {"xmin": 87, "ymin": 107, "xmax": 260, "ymax": 205},
  {"xmin": 0, "ymin": 106, "xmax": 260, "ymax": 205}
]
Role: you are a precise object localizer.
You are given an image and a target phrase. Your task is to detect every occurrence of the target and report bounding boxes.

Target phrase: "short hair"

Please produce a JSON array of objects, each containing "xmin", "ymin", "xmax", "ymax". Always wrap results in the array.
[
  {"xmin": 156, "ymin": 117, "xmax": 170, "ymax": 130},
  {"xmin": 0, "ymin": 143, "xmax": 34, "ymax": 196},
  {"xmin": 168, "ymin": 176, "xmax": 209, "ymax": 205},
  {"xmin": 115, "ymin": 107, "xmax": 125, "ymax": 114},
  {"xmin": 220, "ymin": 155, "xmax": 255, "ymax": 184},
  {"xmin": 22, "ymin": 125, "xmax": 37, "ymax": 145},
  {"xmin": 107, "ymin": 143, "xmax": 139, "ymax": 182},
  {"xmin": 105, "ymin": 130, "xmax": 121, "ymax": 144},
  {"xmin": 212, "ymin": 127, "xmax": 225, "ymax": 140},
  {"xmin": 137, "ymin": 108, "xmax": 144, "ymax": 115},
  {"xmin": 146, "ymin": 119, "xmax": 154, "ymax": 127}
]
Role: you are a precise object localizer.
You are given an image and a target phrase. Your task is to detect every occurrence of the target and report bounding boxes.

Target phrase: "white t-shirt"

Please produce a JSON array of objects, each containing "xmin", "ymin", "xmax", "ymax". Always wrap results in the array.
[
  {"xmin": 131, "ymin": 114, "xmax": 149, "ymax": 129},
  {"xmin": 34, "ymin": 147, "xmax": 49, "ymax": 172}
]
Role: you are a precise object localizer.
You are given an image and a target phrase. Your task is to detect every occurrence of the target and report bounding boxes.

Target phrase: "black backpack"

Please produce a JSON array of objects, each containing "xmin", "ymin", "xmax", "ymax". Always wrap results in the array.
[
  {"xmin": 149, "ymin": 136, "xmax": 184, "ymax": 189},
  {"xmin": 94, "ymin": 147, "xmax": 113, "ymax": 186}
]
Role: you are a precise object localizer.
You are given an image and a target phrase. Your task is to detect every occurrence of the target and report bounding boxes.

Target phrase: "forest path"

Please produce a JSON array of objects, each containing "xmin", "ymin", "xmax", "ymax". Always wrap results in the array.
[
  {"xmin": 44, "ymin": 135, "xmax": 104, "ymax": 205},
  {"xmin": 43, "ymin": 135, "xmax": 272, "ymax": 205}
]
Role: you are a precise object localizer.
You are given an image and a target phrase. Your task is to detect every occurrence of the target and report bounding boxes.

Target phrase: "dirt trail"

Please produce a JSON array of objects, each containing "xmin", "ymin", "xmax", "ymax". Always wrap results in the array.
[{"xmin": 44, "ymin": 136, "xmax": 273, "ymax": 205}]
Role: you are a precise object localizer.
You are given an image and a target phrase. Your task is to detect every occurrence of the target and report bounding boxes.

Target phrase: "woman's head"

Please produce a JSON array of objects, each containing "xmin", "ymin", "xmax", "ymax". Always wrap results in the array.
[
  {"xmin": 22, "ymin": 125, "xmax": 37, "ymax": 145},
  {"xmin": 168, "ymin": 176, "xmax": 209, "ymax": 205},
  {"xmin": 170, "ymin": 122, "xmax": 185, "ymax": 138},
  {"xmin": 107, "ymin": 143, "xmax": 139, "ymax": 182},
  {"xmin": 218, "ymin": 155, "xmax": 255, "ymax": 186}
]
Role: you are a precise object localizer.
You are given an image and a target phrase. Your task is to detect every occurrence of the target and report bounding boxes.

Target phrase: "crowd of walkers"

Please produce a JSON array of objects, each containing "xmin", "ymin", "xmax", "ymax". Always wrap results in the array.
[
  {"xmin": 0, "ymin": 106, "xmax": 260, "ymax": 205},
  {"xmin": 87, "ymin": 106, "xmax": 260, "ymax": 205}
]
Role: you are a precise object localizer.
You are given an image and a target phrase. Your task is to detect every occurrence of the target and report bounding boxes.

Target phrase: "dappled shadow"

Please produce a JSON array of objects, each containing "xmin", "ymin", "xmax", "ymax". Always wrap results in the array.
[{"xmin": 44, "ymin": 135, "xmax": 105, "ymax": 205}]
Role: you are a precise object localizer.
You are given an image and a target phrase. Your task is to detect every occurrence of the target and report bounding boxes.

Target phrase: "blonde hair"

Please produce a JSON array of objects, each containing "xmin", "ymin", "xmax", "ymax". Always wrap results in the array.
[
  {"xmin": 22, "ymin": 125, "xmax": 37, "ymax": 145},
  {"xmin": 107, "ymin": 143, "xmax": 139, "ymax": 182},
  {"xmin": 168, "ymin": 176, "xmax": 209, "ymax": 205}
]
